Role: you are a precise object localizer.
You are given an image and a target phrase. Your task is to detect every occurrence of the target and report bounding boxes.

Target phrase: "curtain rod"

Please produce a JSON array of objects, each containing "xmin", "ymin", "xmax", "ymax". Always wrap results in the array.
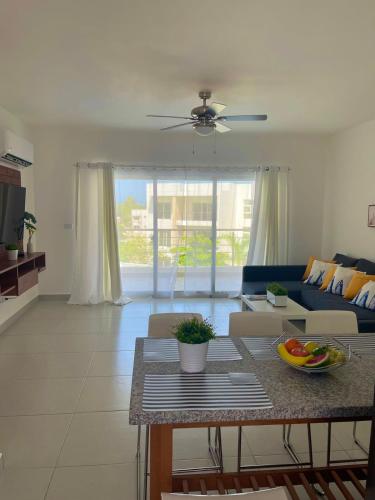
[{"xmin": 76, "ymin": 162, "xmax": 291, "ymax": 171}]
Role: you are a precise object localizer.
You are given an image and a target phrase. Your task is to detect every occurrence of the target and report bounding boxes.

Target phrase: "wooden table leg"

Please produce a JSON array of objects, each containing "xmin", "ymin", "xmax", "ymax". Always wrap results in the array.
[{"xmin": 150, "ymin": 424, "xmax": 173, "ymax": 500}]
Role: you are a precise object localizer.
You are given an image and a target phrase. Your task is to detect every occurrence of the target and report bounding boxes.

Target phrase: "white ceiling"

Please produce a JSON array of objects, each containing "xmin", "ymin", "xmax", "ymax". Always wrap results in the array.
[{"xmin": 1, "ymin": 0, "xmax": 375, "ymax": 132}]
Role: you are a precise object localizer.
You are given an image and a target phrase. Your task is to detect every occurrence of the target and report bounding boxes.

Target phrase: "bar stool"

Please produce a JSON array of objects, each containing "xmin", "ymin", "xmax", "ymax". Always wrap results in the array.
[
  {"xmin": 304, "ymin": 310, "xmax": 368, "ymax": 463},
  {"xmin": 138, "ymin": 312, "xmax": 223, "ymax": 500},
  {"xmin": 227, "ymin": 312, "xmax": 309, "ymax": 470}
]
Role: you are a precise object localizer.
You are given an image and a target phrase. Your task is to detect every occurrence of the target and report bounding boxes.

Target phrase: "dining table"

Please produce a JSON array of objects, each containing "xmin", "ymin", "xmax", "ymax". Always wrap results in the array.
[{"xmin": 129, "ymin": 335, "xmax": 375, "ymax": 499}]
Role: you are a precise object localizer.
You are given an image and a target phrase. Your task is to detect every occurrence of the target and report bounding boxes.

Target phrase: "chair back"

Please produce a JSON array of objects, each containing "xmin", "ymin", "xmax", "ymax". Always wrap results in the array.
[
  {"xmin": 162, "ymin": 487, "xmax": 288, "ymax": 499},
  {"xmin": 304, "ymin": 310, "xmax": 358, "ymax": 336},
  {"xmin": 229, "ymin": 312, "xmax": 283, "ymax": 337},
  {"xmin": 148, "ymin": 313, "xmax": 203, "ymax": 338}
]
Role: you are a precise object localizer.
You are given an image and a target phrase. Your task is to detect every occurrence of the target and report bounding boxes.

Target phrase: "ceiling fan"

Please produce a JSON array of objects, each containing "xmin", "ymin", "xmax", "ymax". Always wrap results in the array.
[{"xmin": 147, "ymin": 90, "xmax": 267, "ymax": 136}]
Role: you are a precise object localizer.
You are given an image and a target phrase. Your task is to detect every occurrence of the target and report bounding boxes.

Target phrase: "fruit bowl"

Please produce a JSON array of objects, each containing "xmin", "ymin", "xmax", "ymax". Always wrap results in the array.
[{"xmin": 272, "ymin": 335, "xmax": 351, "ymax": 374}]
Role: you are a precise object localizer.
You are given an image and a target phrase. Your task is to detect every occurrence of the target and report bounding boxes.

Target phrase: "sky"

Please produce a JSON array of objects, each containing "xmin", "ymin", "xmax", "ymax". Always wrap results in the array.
[{"xmin": 115, "ymin": 179, "xmax": 147, "ymax": 205}]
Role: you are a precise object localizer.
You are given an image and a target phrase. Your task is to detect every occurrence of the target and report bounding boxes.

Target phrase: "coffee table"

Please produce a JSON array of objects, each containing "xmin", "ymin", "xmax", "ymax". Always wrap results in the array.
[{"xmin": 240, "ymin": 295, "xmax": 308, "ymax": 321}]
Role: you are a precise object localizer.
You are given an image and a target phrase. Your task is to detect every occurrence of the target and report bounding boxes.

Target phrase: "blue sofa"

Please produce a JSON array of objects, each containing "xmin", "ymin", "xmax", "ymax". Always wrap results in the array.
[{"xmin": 242, "ymin": 254, "xmax": 375, "ymax": 333}]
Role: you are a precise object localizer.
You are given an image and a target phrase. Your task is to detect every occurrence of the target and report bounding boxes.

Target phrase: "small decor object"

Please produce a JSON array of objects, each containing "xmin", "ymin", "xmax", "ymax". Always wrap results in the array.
[
  {"xmin": 266, "ymin": 282, "xmax": 288, "ymax": 307},
  {"xmin": 6, "ymin": 244, "xmax": 18, "ymax": 261},
  {"xmin": 173, "ymin": 317, "xmax": 216, "ymax": 373},
  {"xmin": 24, "ymin": 212, "xmax": 37, "ymax": 255},
  {"xmin": 368, "ymin": 204, "xmax": 375, "ymax": 227},
  {"xmin": 276, "ymin": 336, "xmax": 348, "ymax": 374}
]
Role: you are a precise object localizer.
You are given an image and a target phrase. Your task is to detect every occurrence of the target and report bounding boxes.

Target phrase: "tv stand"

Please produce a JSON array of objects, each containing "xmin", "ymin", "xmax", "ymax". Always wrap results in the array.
[
  {"xmin": 0, "ymin": 252, "xmax": 46, "ymax": 297},
  {"xmin": 0, "ymin": 165, "xmax": 46, "ymax": 298}
]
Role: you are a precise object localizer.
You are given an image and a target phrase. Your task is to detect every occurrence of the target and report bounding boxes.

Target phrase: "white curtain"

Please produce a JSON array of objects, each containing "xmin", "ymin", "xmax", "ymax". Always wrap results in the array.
[
  {"xmin": 69, "ymin": 163, "xmax": 131, "ymax": 305},
  {"xmin": 247, "ymin": 167, "xmax": 289, "ymax": 265}
]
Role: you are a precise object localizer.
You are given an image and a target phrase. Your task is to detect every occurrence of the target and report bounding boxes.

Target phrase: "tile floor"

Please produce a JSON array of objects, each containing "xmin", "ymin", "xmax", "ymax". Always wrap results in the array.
[{"xmin": 0, "ymin": 298, "xmax": 370, "ymax": 499}]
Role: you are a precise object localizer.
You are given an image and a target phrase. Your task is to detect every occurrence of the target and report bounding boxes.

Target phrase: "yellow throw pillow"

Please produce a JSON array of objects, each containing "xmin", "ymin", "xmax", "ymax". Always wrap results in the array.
[
  {"xmin": 344, "ymin": 273, "xmax": 375, "ymax": 300},
  {"xmin": 320, "ymin": 265, "xmax": 338, "ymax": 290},
  {"xmin": 302, "ymin": 256, "xmax": 316, "ymax": 281}
]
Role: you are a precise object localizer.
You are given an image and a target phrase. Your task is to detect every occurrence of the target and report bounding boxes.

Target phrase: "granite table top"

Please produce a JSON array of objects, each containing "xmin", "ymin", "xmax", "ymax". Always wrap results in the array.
[{"xmin": 129, "ymin": 336, "xmax": 375, "ymax": 426}]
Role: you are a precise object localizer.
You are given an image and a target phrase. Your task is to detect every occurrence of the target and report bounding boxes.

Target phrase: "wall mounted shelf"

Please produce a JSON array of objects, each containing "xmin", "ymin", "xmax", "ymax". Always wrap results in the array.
[{"xmin": 0, "ymin": 252, "xmax": 46, "ymax": 297}]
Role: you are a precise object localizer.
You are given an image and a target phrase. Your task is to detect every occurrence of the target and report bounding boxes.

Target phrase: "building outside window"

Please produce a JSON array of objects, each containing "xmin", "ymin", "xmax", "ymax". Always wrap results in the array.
[
  {"xmin": 158, "ymin": 201, "xmax": 171, "ymax": 219},
  {"xmin": 192, "ymin": 201, "xmax": 212, "ymax": 221},
  {"xmin": 243, "ymin": 199, "xmax": 253, "ymax": 219},
  {"xmin": 159, "ymin": 230, "xmax": 171, "ymax": 247}
]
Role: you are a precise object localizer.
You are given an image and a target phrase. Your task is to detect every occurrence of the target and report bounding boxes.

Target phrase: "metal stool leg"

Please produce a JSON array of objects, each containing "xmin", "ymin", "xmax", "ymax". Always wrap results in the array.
[
  {"xmin": 207, "ymin": 427, "xmax": 223, "ymax": 471},
  {"xmin": 353, "ymin": 421, "xmax": 369, "ymax": 456},
  {"xmin": 283, "ymin": 423, "xmax": 314, "ymax": 467},
  {"xmin": 215, "ymin": 427, "xmax": 224, "ymax": 473},
  {"xmin": 237, "ymin": 426, "xmax": 242, "ymax": 473},
  {"xmin": 136, "ymin": 425, "xmax": 142, "ymax": 500},
  {"xmin": 143, "ymin": 425, "xmax": 149, "ymax": 500},
  {"xmin": 327, "ymin": 422, "xmax": 332, "ymax": 466},
  {"xmin": 282, "ymin": 424, "xmax": 300, "ymax": 464}
]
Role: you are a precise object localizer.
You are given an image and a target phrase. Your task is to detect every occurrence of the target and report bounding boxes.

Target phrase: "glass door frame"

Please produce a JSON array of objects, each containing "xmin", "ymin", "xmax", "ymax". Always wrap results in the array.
[
  {"xmin": 151, "ymin": 178, "xmax": 218, "ymax": 298},
  {"xmin": 115, "ymin": 167, "xmax": 255, "ymax": 298}
]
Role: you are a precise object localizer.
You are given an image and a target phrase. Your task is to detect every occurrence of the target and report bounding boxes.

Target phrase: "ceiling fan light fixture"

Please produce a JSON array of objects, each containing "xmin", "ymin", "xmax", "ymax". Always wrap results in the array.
[{"xmin": 193, "ymin": 123, "xmax": 215, "ymax": 136}]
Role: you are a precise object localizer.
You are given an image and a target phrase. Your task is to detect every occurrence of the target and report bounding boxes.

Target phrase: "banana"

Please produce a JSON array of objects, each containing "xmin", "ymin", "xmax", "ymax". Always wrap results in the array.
[{"xmin": 277, "ymin": 343, "xmax": 313, "ymax": 367}]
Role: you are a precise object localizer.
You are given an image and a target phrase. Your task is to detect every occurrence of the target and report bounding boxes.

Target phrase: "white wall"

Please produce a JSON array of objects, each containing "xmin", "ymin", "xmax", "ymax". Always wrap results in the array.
[
  {"xmin": 0, "ymin": 105, "xmax": 38, "ymax": 327},
  {"xmin": 31, "ymin": 125, "xmax": 329, "ymax": 295},
  {"xmin": 322, "ymin": 119, "xmax": 375, "ymax": 261}
]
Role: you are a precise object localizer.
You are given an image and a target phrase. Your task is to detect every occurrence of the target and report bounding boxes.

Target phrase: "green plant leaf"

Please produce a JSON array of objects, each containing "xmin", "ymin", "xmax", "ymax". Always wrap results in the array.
[
  {"xmin": 266, "ymin": 282, "xmax": 288, "ymax": 296},
  {"xmin": 173, "ymin": 317, "xmax": 216, "ymax": 344}
]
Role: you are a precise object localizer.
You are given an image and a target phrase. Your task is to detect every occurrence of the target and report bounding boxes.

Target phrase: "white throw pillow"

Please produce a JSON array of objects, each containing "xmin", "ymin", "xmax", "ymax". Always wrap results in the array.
[
  {"xmin": 304, "ymin": 260, "xmax": 334, "ymax": 287},
  {"xmin": 325, "ymin": 267, "xmax": 358, "ymax": 296},
  {"xmin": 351, "ymin": 281, "xmax": 375, "ymax": 310}
]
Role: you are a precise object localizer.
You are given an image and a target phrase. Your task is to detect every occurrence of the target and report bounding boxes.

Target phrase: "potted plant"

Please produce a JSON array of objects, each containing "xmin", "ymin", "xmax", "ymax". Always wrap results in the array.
[
  {"xmin": 24, "ymin": 212, "xmax": 37, "ymax": 254},
  {"xmin": 173, "ymin": 317, "xmax": 216, "ymax": 373},
  {"xmin": 6, "ymin": 244, "xmax": 18, "ymax": 261},
  {"xmin": 266, "ymin": 282, "xmax": 288, "ymax": 307}
]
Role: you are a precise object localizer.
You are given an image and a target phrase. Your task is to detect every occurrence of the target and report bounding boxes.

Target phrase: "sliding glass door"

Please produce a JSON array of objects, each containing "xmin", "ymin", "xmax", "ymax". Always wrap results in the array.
[
  {"xmin": 115, "ymin": 179, "xmax": 154, "ymax": 295},
  {"xmin": 216, "ymin": 181, "xmax": 254, "ymax": 293},
  {"xmin": 115, "ymin": 169, "xmax": 254, "ymax": 296}
]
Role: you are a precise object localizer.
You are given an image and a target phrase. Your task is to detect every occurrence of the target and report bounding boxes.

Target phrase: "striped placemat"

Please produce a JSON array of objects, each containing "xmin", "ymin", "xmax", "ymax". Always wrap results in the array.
[
  {"xmin": 241, "ymin": 336, "xmax": 338, "ymax": 361},
  {"xmin": 241, "ymin": 337, "xmax": 279, "ymax": 360},
  {"xmin": 142, "ymin": 373, "xmax": 273, "ymax": 411},
  {"xmin": 143, "ymin": 338, "xmax": 242, "ymax": 362},
  {"xmin": 334, "ymin": 335, "xmax": 375, "ymax": 358}
]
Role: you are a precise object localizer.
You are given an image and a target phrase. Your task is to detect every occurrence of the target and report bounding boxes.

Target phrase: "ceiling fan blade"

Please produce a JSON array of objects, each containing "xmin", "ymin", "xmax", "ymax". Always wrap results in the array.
[
  {"xmin": 209, "ymin": 102, "xmax": 227, "ymax": 114},
  {"xmin": 215, "ymin": 122, "xmax": 231, "ymax": 133},
  {"xmin": 147, "ymin": 114, "xmax": 193, "ymax": 120},
  {"xmin": 160, "ymin": 122, "xmax": 194, "ymax": 131},
  {"xmin": 218, "ymin": 114, "xmax": 268, "ymax": 122}
]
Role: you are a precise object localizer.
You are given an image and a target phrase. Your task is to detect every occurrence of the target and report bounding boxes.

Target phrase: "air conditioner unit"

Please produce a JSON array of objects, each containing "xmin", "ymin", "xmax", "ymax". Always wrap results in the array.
[{"xmin": 0, "ymin": 129, "xmax": 34, "ymax": 168}]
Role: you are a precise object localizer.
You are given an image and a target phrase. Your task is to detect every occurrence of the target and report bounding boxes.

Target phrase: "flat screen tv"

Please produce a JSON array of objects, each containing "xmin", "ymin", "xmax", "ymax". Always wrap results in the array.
[{"xmin": 0, "ymin": 182, "xmax": 26, "ymax": 245}]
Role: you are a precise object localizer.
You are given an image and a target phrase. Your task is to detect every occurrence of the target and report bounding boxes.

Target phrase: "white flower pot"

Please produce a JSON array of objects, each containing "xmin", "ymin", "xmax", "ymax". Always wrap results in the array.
[
  {"xmin": 178, "ymin": 341, "xmax": 209, "ymax": 373},
  {"xmin": 7, "ymin": 249, "xmax": 18, "ymax": 261},
  {"xmin": 267, "ymin": 290, "xmax": 287, "ymax": 307}
]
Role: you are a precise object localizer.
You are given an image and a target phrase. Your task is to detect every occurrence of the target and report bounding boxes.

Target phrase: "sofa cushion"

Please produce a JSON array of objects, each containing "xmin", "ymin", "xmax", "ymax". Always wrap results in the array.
[
  {"xmin": 325, "ymin": 267, "xmax": 358, "ymax": 296},
  {"xmin": 242, "ymin": 280, "xmax": 304, "ymax": 301},
  {"xmin": 350, "ymin": 281, "xmax": 375, "ymax": 310},
  {"xmin": 304, "ymin": 260, "xmax": 335, "ymax": 287},
  {"xmin": 355, "ymin": 258, "xmax": 375, "ymax": 275},
  {"xmin": 333, "ymin": 253, "xmax": 358, "ymax": 267},
  {"xmin": 301, "ymin": 285, "xmax": 375, "ymax": 321},
  {"xmin": 242, "ymin": 265, "xmax": 305, "ymax": 283}
]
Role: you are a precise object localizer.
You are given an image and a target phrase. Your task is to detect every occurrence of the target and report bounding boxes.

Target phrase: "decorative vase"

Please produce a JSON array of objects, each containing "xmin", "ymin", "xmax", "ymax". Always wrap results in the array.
[
  {"xmin": 178, "ymin": 341, "xmax": 209, "ymax": 373},
  {"xmin": 27, "ymin": 235, "xmax": 34, "ymax": 255},
  {"xmin": 7, "ymin": 249, "xmax": 18, "ymax": 261},
  {"xmin": 17, "ymin": 239, "xmax": 24, "ymax": 256},
  {"xmin": 266, "ymin": 291, "xmax": 288, "ymax": 307}
]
